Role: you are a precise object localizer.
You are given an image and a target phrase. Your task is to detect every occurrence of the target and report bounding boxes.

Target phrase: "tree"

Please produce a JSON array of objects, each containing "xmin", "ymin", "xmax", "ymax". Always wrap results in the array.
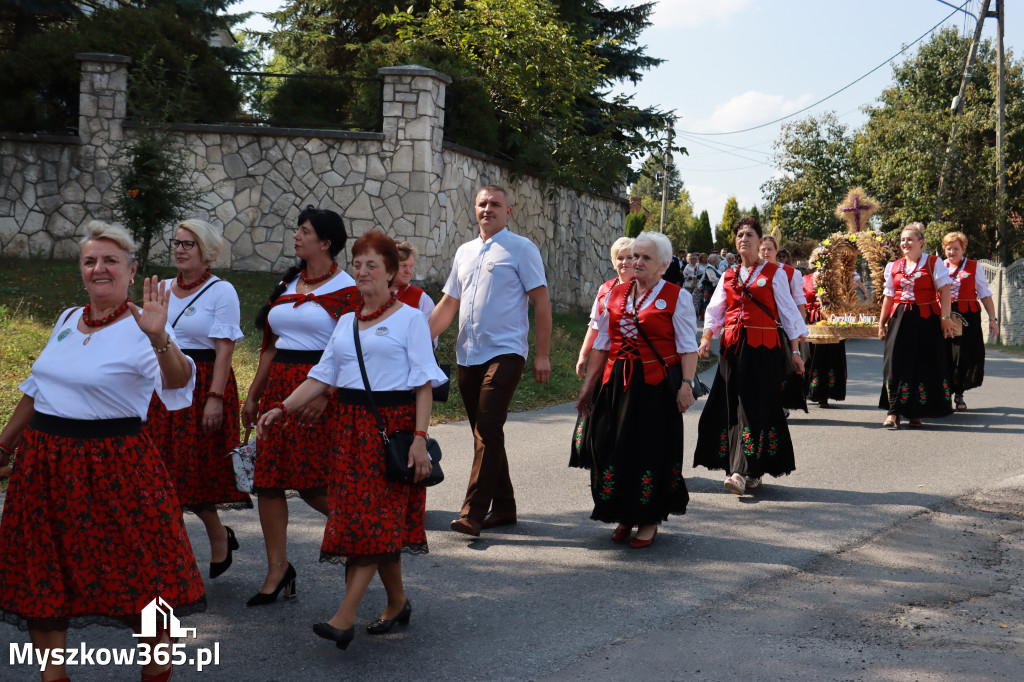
[
  {"xmin": 761, "ymin": 112, "xmax": 859, "ymax": 242},
  {"xmin": 625, "ymin": 211, "xmax": 646, "ymax": 238},
  {"xmin": 857, "ymin": 28, "xmax": 1024, "ymax": 259},
  {"xmin": 690, "ymin": 210, "xmax": 714, "ymax": 254},
  {"xmin": 715, "ymin": 196, "xmax": 741, "ymax": 251},
  {"xmin": 630, "ymin": 152, "xmax": 682, "ymax": 206},
  {"xmin": 264, "ymin": 0, "xmax": 674, "ymax": 195}
]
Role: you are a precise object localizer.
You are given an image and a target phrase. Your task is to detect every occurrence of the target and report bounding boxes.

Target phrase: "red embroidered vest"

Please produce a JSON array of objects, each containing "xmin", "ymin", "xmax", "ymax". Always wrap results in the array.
[
  {"xmin": 892, "ymin": 255, "xmax": 941, "ymax": 317},
  {"xmin": 722, "ymin": 262, "xmax": 782, "ymax": 350},
  {"xmin": 803, "ymin": 274, "xmax": 822, "ymax": 323},
  {"xmin": 596, "ymin": 277, "xmax": 618, "ymax": 317},
  {"xmin": 948, "ymin": 259, "xmax": 981, "ymax": 313},
  {"xmin": 396, "ymin": 283, "xmax": 426, "ymax": 308},
  {"xmin": 602, "ymin": 282, "xmax": 681, "ymax": 387}
]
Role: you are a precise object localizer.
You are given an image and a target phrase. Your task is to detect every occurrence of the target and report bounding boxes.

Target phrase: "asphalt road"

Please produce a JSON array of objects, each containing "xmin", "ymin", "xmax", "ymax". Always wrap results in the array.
[{"xmin": 2, "ymin": 339, "xmax": 1023, "ymax": 681}]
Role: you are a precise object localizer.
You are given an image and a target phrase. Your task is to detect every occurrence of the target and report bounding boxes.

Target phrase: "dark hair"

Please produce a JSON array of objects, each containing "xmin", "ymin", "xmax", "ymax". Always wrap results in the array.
[
  {"xmin": 255, "ymin": 205, "xmax": 348, "ymax": 331},
  {"xmin": 352, "ymin": 230, "xmax": 400, "ymax": 286},
  {"xmin": 733, "ymin": 214, "xmax": 763, "ymax": 238}
]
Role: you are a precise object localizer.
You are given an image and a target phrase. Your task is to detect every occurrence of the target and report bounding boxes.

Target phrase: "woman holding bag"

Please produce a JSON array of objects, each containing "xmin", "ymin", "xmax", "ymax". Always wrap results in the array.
[
  {"xmin": 693, "ymin": 215, "xmax": 808, "ymax": 495},
  {"xmin": 258, "ymin": 231, "xmax": 445, "ymax": 651},
  {"xmin": 575, "ymin": 232, "xmax": 698, "ymax": 549}
]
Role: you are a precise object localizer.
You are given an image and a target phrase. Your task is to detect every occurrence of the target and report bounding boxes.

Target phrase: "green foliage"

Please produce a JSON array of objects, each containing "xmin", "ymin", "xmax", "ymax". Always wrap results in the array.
[
  {"xmin": 761, "ymin": 112, "xmax": 858, "ymax": 242},
  {"xmin": 630, "ymin": 152, "xmax": 682, "ymax": 205},
  {"xmin": 625, "ymin": 211, "xmax": 647, "ymax": 238},
  {"xmin": 0, "ymin": 6, "xmax": 245, "ymax": 133},
  {"xmin": 690, "ymin": 210, "xmax": 714, "ymax": 254},
  {"xmin": 715, "ymin": 196, "xmax": 742, "ymax": 251},
  {"xmin": 263, "ymin": 0, "xmax": 672, "ymax": 195},
  {"xmin": 857, "ymin": 28, "xmax": 1024, "ymax": 260},
  {"xmin": 111, "ymin": 53, "xmax": 210, "ymax": 267}
]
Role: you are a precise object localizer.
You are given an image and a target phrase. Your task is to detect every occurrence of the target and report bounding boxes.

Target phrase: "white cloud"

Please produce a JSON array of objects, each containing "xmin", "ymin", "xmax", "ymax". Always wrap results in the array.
[
  {"xmin": 633, "ymin": 0, "xmax": 756, "ymax": 29},
  {"xmin": 697, "ymin": 91, "xmax": 815, "ymax": 133}
]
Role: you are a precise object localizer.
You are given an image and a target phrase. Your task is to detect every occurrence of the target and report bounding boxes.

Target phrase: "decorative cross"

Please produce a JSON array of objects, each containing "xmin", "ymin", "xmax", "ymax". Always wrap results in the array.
[{"xmin": 835, "ymin": 188, "xmax": 878, "ymax": 234}]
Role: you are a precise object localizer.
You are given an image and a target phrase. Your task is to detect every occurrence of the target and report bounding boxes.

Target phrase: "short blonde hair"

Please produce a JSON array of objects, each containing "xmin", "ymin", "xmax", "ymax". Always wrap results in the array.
[
  {"xmin": 609, "ymin": 236, "xmax": 634, "ymax": 264},
  {"xmin": 902, "ymin": 222, "xmax": 925, "ymax": 242},
  {"xmin": 178, "ymin": 219, "xmax": 223, "ymax": 264},
  {"xmin": 80, "ymin": 220, "xmax": 136, "ymax": 258},
  {"xmin": 394, "ymin": 240, "xmax": 418, "ymax": 262},
  {"xmin": 942, "ymin": 231, "xmax": 968, "ymax": 252}
]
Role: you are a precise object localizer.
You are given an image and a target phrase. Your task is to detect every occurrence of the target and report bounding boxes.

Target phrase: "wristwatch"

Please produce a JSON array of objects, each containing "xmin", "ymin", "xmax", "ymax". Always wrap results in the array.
[{"xmin": 681, "ymin": 378, "xmax": 695, "ymax": 389}]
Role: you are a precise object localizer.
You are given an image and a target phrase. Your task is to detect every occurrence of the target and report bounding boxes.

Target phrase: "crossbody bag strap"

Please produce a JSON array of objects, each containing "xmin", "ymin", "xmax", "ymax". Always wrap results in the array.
[
  {"xmin": 742, "ymin": 286, "xmax": 780, "ymax": 324},
  {"xmin": 352, "ymin": 316, "xmax": 389, "ymax": 442},
  {"xmin": 171, "ymin": 280, "xmax": 220, "ymax": 328},
  {"xmin": 632, "ymin": 312, "xmax": 673, "ymax": 377}
]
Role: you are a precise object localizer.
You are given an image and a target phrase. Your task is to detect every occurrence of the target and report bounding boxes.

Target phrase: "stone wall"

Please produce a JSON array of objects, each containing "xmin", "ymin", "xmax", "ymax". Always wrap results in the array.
[{"xmin": 0, "ymin": 55, "xmax": 626, "ymax": 311}]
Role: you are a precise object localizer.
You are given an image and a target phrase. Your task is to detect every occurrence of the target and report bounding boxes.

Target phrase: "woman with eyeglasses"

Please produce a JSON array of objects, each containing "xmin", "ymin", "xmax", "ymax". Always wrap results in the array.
[{"xmin": 144, "ymin": 220, "xmax": 251, "ymax": 582}]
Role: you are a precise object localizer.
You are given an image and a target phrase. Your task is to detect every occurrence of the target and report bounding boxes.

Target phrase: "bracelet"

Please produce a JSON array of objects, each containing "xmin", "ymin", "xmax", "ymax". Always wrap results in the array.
[
  {"xmin": 791, "ymin": 350, "xmax": 801, "ymax": 355},
  {"xmin": 414, "ymin": 430, "xmax": 428, "ymax": 439},
  {"xmin": 152, "ymin": 335, "xmax": 173, "ymax": 353},
  {"xmin": 208, "ymin": 391, "xmax": 224, "ymax": 400},
  {"xmin": 941, "ymin": 315, "xmax": 952, "ymax": 321},
  {"xmin": 271, "ymin": 401, "xmax": 288, "ymax": 416},
  {"xmin": 0, "ymin": 442, "xmax": 15, "ymax": 457}
]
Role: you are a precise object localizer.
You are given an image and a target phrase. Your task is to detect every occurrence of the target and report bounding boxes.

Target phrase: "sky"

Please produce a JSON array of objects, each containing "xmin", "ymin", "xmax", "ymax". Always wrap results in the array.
[{"xmin": 231, "ymin": 0, "xmax": 1021, "ymax": 229}]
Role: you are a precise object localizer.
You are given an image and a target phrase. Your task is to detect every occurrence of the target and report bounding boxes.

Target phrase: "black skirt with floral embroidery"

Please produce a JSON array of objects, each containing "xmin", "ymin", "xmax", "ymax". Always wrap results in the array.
[{"xmin": 579, "ymin": 358, "xmax": 688, "ymax": 526}]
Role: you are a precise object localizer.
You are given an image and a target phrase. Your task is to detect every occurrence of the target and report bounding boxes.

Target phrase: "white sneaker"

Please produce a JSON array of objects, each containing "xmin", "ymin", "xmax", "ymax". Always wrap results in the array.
[{"xmin": 724, "ymin": 473, "xmax": 745, "ymax": 495}]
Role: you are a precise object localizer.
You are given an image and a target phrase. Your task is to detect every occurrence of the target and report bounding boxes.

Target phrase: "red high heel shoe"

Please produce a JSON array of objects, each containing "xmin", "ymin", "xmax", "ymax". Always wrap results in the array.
[{"xmin": 629, "ymin": 527, "xmax": 658, "ymax": 549}]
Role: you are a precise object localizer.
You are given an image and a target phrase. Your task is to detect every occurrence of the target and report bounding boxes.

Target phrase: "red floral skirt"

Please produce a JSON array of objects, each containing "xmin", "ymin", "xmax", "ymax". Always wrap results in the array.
[
  {"xmin": 320, "ymin": 397, "xmax": 427, "ymax": 565},
  {"xmin": 145, "ymin": 360, "xmax": 252, "ymax": 511},
  {"xmin": 0, "ymin": 423, "xmax": 206, "ymax": 631},
  {"xmin": 254, "ymin": 359, "xmax": 337, "ymax": 494}
]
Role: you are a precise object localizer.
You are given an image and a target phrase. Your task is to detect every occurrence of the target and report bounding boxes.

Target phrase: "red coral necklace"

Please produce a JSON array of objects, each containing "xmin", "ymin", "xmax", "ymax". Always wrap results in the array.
[
  {"xmin": 356, "ymin": 292, "xmax": 397, "ymax": 322},
  {"xmin": 302, "ymin": 261, "xmax": 337, "ymax": 285},
  {"xmin": 177, "ymin": 268, "xmax": 212, "ymax": 291}
]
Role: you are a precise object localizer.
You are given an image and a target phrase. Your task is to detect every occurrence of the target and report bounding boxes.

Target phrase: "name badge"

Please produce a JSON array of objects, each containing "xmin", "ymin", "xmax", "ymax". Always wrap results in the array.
[
  {"xmin": 960, "ymin": 271, "xmax": 969, "ymax": 279},
  {"xmin": 375, "ymin": 326, "xmax": 389, "ymax": 336},
  {"xmin": 756, "ymin": 277, "xmax": 767, "ymax": 287},
  {"xmin": 486, "ymin": 261, "xmax": 495, "ymax": 271},
  {"xmin": 183, "ymin": 306, "xmax": 196, "ymax": 317},
  {"xmin": 58, "ymin": 328, "xmax": 71, "ymax": 342},
  {"xmin": 655, "ymin": 299, "xmax": 667, "ymax": 310},
  {"xmin": 914, "ymin": 271, "xmax": 922, "ymax": 279}
]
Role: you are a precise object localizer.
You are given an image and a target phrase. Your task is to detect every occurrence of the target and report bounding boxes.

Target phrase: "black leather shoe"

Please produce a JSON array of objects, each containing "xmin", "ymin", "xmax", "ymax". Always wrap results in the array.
[
  {"xmin": 246, "ymin": 563, "xmax": 296, "ymax": 606},
  {"xmin": 366, "ymin": 600, "xmax": 412, "ymax": 634},
  {"xmin": 314, "ymin": 622, "xmax": 355, "ymax": 650},
  {"xmin": 209, "ymin": 526, "xmax": 239, "ymax": 579}
]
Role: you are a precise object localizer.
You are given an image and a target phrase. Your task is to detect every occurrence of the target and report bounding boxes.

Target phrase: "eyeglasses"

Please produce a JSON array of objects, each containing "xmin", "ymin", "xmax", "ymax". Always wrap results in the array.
[{"xmin": 170, "ymin": 239, "xmax": 197, "ymax": 251}]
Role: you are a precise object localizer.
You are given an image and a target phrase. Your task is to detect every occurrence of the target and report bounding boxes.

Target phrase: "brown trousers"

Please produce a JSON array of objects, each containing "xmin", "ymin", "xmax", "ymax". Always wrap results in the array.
[{"xmin": 457, "ymin": 354, "xmax": 525, "ymax": 521}]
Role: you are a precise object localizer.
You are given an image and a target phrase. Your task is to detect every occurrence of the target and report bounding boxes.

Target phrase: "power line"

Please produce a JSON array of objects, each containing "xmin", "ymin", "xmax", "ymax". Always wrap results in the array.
[
  {"xmin": 676, "ymin": 0, "xmax": 974, "ymax": 136},
  {"xmin": 675, "ymin": 133, "xmax": 772, "ymax": 165}
]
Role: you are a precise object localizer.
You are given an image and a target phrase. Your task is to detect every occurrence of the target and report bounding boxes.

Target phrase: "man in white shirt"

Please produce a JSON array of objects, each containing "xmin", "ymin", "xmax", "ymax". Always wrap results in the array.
[{"xmin": 430, "ymin": 185, "xmax": 552, "ymax": 536}]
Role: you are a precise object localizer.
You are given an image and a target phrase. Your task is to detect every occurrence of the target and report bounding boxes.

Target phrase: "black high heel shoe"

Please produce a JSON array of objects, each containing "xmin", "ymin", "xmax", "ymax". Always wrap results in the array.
[
  {"xmin": 366, "ymin": 600, "xmax": 412, "ymax": 634},
  {"xmin": 245, "ymin": 563, "xmax": 296, "ymax": 606},
  {"xmin": 209, "ymin": 526, "xmax": 239, "ymax": 579},
  {"xmin": 313, "ymin": 622, "xmax": 355, "ymax": 650}
]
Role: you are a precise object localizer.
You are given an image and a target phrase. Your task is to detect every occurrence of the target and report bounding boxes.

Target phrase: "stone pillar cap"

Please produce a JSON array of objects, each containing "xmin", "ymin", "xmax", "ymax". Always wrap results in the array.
[
  {"xmin": 75, "ymin": 53, "xmax": 132, "ymax": 64},
  {"xmin": 378, "ymin": 64, "xmax": 451, "ymax": 84}
]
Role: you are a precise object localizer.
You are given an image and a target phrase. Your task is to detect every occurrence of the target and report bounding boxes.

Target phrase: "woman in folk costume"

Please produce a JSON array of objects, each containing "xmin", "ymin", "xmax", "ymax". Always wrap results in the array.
[
  {"xmin": 694, "ymin": 215, "xmax": 808, "ymax": 496},
  {"xmin": 800, "ymin": 248, "xmax": 848, "ymax": 408},
  {"xmin": 942, "ymin": 231, "xmax": 999, "ymax": 411},
  {"xmin": 145, "ymin": 219, "xmax": 251, "ymax": 581},
  {"xmin": 392, "ymin": 241, "xmax": 436, "ymax": 320},
  {"xmin": 0, "ymin": 221, "xmax": 203, "ymax": 682},
  {"xmin": 576, "ymin": 232, "xmax": 698, "ymax": 549},
  {"xmin": 241, "ymin": 206, "xmax": 361, "ymax": 606},
  {"xmin": 877, "ymin": 223, "xmax": 955, "ymax": 428},
  {"xmin": 759, "ymin": 235, "xmax": 807, "ymax": 416}
]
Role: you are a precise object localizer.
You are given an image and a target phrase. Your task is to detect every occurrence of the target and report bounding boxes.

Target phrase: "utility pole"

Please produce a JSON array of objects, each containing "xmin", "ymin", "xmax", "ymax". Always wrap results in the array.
[
  {"xmin": 995, "ymin": 0, "xmax": 1007, "ymax": 265},
  {"xmin": 935, "ymin": 0, "xmax": 991, "ymax": 219},
  {"xmin": 659, "ymin": 132, "xmax": 673, "ymax": 234}
]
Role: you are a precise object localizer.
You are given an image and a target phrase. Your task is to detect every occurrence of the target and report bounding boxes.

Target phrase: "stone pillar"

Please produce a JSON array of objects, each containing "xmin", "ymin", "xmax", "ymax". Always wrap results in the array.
[
  {"xmin": 76, "ymin": 53, "xmax": 131, "ymax": 216},
  {"xmin": 378, "ymin": 65, "xmax": 451, "ymax": 259}
]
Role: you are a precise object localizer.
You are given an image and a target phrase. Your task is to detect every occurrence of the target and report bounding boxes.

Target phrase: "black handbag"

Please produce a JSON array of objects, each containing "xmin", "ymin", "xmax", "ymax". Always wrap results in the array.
[{"xmin": 353, "ymin": 317, "xmax": 444, "ymax": 487}]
